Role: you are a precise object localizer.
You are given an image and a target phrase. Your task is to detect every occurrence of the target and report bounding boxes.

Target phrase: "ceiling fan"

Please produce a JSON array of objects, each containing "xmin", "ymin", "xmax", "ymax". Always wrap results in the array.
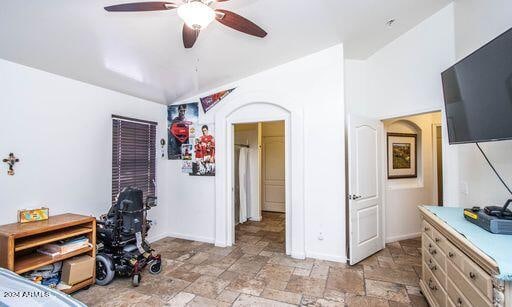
[{"xmin": 104, "ymin": 0, "xmax": 268, "ymax": 48}]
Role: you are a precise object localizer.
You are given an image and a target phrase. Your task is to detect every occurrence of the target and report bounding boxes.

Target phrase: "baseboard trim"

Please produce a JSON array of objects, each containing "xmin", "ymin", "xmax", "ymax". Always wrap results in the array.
[
  {"xmin": 147, "ymin": 232, "xmax": 169, "ymax": 243},
  {"xmin": 214, "ymin": 241, "xmax": 228, "ymax": 247},
  {"xmin": 386, "ymin": 232, "xmax": 421, "ymax": 243},
  {"xmin": 291, "ymin": 251, "xmax": 306, "ymax": 260},
  {"xmin": 249, "ymin": 216, "xmax": 262, "ymax": 222},
  {"xmin": 306, "ymin": 251, "xmax": 347, "ymax": 263},
  {"xmin": 167, "ymin": 232, "xmax": 215, "ymax": 244}
]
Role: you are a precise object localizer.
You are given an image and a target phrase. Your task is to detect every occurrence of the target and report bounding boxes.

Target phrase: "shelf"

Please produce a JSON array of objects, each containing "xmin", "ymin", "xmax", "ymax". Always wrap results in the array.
[
  {"xmin": 15, "ymin": 226, "xmax": 92, "ymax": 252},
  {"xmin": 15, "ymin": 245, "xmax": 93, "ymax": 274},
  {"xmin": 61, "ymin": 277, "xmax": 94, "ymax": 294}
]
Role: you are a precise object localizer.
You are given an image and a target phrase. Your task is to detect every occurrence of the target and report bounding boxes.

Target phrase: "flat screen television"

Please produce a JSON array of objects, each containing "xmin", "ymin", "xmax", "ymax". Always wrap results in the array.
[{"xmin": 441, "ymin": 27, "xmax": 512, "ymax": 144}]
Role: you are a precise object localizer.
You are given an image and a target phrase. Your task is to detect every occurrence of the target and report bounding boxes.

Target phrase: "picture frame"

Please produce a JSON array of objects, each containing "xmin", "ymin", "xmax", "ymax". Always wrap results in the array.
[{"xmin": 387, "ymin": 133, "xmax": 417, "ymax": 179}]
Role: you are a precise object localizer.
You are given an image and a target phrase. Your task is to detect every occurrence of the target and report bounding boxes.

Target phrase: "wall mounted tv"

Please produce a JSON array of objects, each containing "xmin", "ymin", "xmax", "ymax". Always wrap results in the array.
[{"xmin": 441, "ymin": 27, "xmax": 512, "ymax": 144}]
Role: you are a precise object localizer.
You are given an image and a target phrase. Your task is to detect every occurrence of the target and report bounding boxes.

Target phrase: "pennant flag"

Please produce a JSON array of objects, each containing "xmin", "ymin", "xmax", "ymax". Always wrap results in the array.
[{"xmin": 200, "ymin": 88, "xmax": 235, "ymax": 113}]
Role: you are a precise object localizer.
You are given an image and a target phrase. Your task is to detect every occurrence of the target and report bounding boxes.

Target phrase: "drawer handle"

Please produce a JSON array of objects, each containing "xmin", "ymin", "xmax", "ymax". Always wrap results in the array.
[
  {"xmin": 428, "ymin": 279, "xmax": 438, "ymax": 291},
  {"xmin": 457, "ymin": 298, "xmax": 463, "ymax": 307},
  {"xmin": 424, "ymin": 227, "xmax": 430, "ymax": 231},
  {"xmin": 435, "ymin": 237, "xmax": 441, "ymax": 243},
  {"xmin": 428, "ymin": 247, "xmax": 437, "ymax": 255},
  {"xmin": 448, "ymin": 252, "xmax": 455, "ymax": 258},
  {"xmin": 469, "ymin": 272, "xmax": 476, "ymax": 280},
  {"xmin": 428, "ymin": 263, "xmax": 437, "ymax": 271}
]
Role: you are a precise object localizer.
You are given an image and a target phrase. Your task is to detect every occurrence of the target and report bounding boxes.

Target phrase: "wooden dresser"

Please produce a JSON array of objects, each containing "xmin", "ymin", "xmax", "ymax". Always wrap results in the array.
[
  {"xmin": 0, "ymin": 213, "xmax": 96, "ymax": 293},
  {"xmin": 419, "ymin": 206, "xmax": 511, "ymax": 307}
]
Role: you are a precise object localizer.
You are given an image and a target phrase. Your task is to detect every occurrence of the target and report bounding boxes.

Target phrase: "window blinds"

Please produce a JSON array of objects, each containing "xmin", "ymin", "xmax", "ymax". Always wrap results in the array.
[{"xmin": 112, "ymin": 115, "xmax": 157, "ymax": 204}]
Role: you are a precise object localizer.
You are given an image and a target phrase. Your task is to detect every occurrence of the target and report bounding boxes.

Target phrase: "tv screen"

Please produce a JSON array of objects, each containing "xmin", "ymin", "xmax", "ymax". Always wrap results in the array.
[{"xmin": 442, "ymin": 27, "xmax": 512, "ymax": 144}]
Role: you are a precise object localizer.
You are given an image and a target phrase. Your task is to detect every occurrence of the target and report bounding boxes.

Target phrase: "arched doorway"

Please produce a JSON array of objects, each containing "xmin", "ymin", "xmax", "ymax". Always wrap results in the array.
[{"xmin": 214, "ymin": 94, "xmax": 305, "ymax": 259}]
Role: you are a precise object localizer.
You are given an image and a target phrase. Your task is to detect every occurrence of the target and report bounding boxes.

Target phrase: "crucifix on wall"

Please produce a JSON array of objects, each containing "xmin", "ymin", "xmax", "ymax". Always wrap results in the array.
[{"xmin": 3, "ymin": 153, "xmax": 20, "ymax": 176}]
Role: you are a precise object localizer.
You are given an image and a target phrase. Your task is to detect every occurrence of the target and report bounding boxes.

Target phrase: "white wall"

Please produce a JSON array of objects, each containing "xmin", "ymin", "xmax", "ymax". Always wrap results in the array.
[
  {"xmin": 346, "ymin": 4, "xmax": 455, "ymax": 119},
  {"xmin": 345, "ymin": 4, "xmax": 460, "ymax": 207},
  {"xmin": 453, "ymin": 0, "xmax": 512, "ymax": 207},
  {"xmin": 0, "ymin": 59, "xmax": 169, "ymax": 241},
  {"xmin": 384, "ymin": 112, "xmax": 442, "ymax": 242},
  {"xmin": 346, "ymin": 0, "xmax": 512, "ymax": 215},
  {"xmin": 167, "ymin": 45, "xmax": 347, "ymax": 261}
]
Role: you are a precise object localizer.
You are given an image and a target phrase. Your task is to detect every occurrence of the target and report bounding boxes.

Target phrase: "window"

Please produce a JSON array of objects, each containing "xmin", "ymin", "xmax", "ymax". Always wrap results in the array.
[{"xmin": 112, "ymin": 115, "xmax": 157, "ymax": 203}]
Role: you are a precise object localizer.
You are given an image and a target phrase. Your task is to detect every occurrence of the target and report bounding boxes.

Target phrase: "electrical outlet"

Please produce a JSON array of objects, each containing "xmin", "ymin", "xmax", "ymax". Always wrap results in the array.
[{"xmin": 318, "ymin": 232, "xmax": 324, "ymax": 241}]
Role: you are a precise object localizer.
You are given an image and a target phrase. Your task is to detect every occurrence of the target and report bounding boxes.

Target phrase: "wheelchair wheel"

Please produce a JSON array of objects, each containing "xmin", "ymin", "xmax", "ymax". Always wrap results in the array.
[
  {"xmin": 149, "ymin": 260, "xmax": 162, "ymax": 275},
  {"xmin": 132, "ymin": 273, "xmax": 141, "ymax": 287},
  {"xmin": 95, "ymin": 253, "xmax": 115, "ymax": 286}
]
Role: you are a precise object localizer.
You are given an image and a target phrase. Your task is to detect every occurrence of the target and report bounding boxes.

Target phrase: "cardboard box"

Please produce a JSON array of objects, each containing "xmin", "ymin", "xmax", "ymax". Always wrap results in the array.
[{"xmin": 61, "ymin": 255, "xmax": 94, "ymax": 286}]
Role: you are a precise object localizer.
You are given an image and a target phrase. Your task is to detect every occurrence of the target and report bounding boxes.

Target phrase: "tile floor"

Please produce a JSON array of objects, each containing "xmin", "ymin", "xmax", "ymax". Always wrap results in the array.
[{"xmin": 73, "ymin": 212, "xmax": 427, "ymax": 306}]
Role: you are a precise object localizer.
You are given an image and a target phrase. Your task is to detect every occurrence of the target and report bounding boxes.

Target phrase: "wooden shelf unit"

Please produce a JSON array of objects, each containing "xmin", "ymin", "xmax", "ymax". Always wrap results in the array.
[{"xmin": 0, "ymin": 213, "xmax": 96, "ymax": 293}]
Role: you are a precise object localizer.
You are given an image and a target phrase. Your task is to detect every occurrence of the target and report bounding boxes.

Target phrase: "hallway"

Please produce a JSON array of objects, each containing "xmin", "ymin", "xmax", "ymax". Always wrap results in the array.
[{"xmin": 74, "ymin": 212, "xmax": 426, "ymax": 306}]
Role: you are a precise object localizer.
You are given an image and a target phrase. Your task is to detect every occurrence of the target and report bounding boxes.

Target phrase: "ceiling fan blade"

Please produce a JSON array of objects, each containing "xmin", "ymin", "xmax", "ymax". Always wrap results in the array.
[
  {"xmin": 183, "ymin": 25, "xmax": 200, "ymax": 49},
  {"xmin": 104, "ymin": 2, "xmax": 176, "ymax": 12},
  {"xmin": 215, "ymin": 9, "xmax": 267, "ymax": 38}
]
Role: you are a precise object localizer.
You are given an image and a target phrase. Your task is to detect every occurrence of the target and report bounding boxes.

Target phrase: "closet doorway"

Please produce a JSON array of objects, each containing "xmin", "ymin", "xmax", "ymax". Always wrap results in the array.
[{"xmin": 233, "ymin": 121, "xmax": 286, "ymax": 253}]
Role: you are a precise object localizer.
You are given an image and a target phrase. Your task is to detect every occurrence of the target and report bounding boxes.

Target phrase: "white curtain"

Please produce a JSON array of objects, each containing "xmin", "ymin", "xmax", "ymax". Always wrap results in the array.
[{"xmin": 238, "ymin": 147, "xmax": 249, "ymax": 224}]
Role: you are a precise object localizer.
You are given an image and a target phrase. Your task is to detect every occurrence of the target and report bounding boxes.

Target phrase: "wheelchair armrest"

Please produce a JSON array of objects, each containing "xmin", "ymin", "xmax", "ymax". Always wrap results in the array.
[{"xmin": 146, "ymin": 196, "xmax": 157, "ymax": 207}]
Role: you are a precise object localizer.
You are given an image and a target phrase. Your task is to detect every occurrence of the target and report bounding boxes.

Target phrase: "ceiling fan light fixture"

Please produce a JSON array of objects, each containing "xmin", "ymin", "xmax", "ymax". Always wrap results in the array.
[{"xmin": 177, "ymin": 1, "xmax": 215, "ymax": 30}]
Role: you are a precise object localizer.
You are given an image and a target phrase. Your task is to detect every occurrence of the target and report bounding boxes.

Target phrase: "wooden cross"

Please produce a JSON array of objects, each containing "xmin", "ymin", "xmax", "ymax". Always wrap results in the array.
[{"xmin": 3, "ymin": 153, "xmax": 19, "ymax": 176}]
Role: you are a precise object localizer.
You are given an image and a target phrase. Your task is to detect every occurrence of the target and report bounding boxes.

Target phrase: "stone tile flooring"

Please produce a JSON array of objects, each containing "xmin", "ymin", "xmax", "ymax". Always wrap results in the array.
[{"xmin": 73, "ymin": 212, "xmax": 427, "ymax": 306}]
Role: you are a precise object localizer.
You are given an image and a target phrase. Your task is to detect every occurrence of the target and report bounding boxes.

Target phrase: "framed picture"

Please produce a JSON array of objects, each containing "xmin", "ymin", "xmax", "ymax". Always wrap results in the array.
[{"xmin": 387, "ymin": 133, "xmax": 417, "ymax": 179}]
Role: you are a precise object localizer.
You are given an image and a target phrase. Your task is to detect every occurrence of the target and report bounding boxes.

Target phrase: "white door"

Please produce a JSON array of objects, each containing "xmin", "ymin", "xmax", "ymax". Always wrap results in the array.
[
  {"xmin": 348, "ymin": 114, "xmax": 384, "ymax": 264},
  {"xmin": 262, "ymin": 136, "xmax": 285, "ymax": 212}
]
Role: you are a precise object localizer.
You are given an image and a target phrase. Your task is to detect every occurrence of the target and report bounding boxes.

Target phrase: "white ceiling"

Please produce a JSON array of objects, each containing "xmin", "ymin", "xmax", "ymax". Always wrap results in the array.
[{"xmin": 0, "ymin": 0, "xmax": 452, "ymax": 104}]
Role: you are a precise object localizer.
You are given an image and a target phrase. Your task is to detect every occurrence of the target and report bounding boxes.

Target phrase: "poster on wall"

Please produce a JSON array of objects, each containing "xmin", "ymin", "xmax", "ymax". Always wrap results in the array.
[
  {"xmin": 200, "ymin": 88, "xmax": 235, "ymax": 113},
  {"xmin": 190, "ymin": 124, "xmax": 215, "ymax": 176},
  {"xmin": 182, "ymin": 161, "xmax": 193, "ymax": 173},
  {"xmin": 181, "ymin": 144, "xmax": 193, "ymax": 160},
  {"xmin": 387, "ymin": 133, "xmax": 417, "ymax": 179},
  {"xmin": 167, "ymin": 103, "xmax": 199, "ymax": 160}
]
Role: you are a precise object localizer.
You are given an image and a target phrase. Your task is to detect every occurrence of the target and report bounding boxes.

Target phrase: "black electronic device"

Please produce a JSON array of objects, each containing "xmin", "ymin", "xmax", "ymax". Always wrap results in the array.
[
  {"xmin": 441, "ymin": 26, "xmax": 512, "ymax": 144},
  {"xmin": 464, "ymin": 206, "xmax": 512, "ymax": 235},
  {"xmin": 441, "ymin": 26, "xmax": 512, "ymax": 232},
  {"xmin": 484, "ymin": 199, "xmax": 512, "ymax": 219}
]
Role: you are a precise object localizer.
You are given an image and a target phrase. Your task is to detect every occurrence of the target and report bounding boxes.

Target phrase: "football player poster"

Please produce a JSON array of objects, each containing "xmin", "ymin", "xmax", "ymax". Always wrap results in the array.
[
  {"xmin": 190, "ymin": 124, "xmax": 216, "ymax": 176},
  {"xmin": 167, "ymin": 103, "xmax": 198, "ymax": 160}
]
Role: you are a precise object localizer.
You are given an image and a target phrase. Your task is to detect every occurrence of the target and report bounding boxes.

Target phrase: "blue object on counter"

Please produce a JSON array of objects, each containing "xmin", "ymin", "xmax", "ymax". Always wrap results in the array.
[{"xmin": 424, "ymin": 205, "xmax": 512, "ymax": 281}]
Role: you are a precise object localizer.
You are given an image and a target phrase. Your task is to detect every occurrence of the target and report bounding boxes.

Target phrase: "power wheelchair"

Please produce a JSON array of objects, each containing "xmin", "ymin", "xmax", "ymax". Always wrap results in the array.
[{"xmin": 95, "ymin": 187, "xmax": 162, "ymax": 287}]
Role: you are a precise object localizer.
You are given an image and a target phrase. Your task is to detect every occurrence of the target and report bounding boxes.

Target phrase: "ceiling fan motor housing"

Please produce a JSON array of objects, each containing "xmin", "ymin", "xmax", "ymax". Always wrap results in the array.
[
  {"xmin": 104, "ymin": 0, "xmax": 267, "ymax": 49},
  {"xmin": 178, "ymin": 0, "xmax": 216, "ymax": 30}
]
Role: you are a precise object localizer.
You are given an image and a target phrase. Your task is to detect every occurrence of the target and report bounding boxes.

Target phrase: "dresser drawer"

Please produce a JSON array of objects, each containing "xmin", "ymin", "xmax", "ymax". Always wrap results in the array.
[
  {"xmin": 428, "ymin": 221, "xmax": 492, "ymax": 300},
  {"xmin": 423, "ymin": 247, "xmax": 446, "ymax": 288},
  {"xmin": 446, "ymin": 261, "xmax": 492, "ymax": 307},
  {"xmin": 460, "ymin": 253, "xmax": 493, "ymax": 301},
  {"xmin": 446, "ymin": 278, "xmax": 471, "ymax": 307},
  {"xmin": 423, "ymin": 233, "xmax": 446, "ymax": 270},
  {"xmin": 422, "ymin": 220, "xmax": 434, "ymax": 238},
  {"xmin": 432, "ymin": 227, "xmax": 449, "ymax": 253},
  {"xmin": 443, "ymin": 237, "xmax": 464, "ymax": 272},
  {"xmin": 424, "ymin": 262, "xmax": 447, "ymax": 307}
]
